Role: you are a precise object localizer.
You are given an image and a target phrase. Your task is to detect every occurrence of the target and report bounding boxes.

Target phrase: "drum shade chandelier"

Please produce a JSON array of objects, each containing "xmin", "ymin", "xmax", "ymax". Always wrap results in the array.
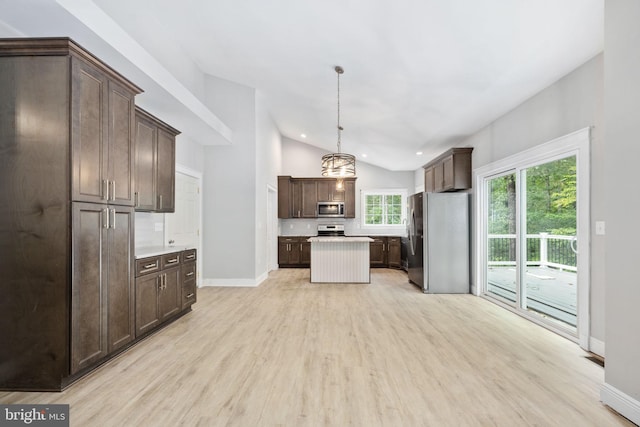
[{"xmin": 321, "ymin": 66, "xmax": 356, "ymax": 178}]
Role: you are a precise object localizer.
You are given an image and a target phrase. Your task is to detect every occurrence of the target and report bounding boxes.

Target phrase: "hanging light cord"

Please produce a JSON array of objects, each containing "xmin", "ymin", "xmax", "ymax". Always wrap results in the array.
[{"xmin": 336, "ymin": 66, "xmax": 344, "ymax": 154}]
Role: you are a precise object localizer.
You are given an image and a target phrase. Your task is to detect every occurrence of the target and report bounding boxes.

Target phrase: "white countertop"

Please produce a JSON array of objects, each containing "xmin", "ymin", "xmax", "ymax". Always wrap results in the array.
[
  {"xmin": 135, "ymin": 245, "xmax": 194, "ymax": 259},
  {"xmin": 307, "ymin": 236, "xmax": 374, "ymax": 243}
]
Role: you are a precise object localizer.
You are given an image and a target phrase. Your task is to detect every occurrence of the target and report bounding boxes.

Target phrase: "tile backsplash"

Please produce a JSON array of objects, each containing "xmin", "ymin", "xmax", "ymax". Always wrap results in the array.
[
  {"xmin": 135, "ymin": 212, "xmax": 166, "ymax": 248},
  {"xmin": 278, "ymin": 218, "xmax": 406, "ymax": 237}
]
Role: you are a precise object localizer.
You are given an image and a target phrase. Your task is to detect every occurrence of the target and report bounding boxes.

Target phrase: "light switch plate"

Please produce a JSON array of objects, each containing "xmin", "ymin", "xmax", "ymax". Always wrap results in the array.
[{"xmin": 595, "ymin": 221, "xmax": 605, "ymax": 235}]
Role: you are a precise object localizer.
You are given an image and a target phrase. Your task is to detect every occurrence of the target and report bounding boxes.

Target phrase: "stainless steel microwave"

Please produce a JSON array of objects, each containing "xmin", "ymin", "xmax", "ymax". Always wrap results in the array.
[{"xmin": 317, "ymin": 201, "xmax": 345, "ymax": 217}]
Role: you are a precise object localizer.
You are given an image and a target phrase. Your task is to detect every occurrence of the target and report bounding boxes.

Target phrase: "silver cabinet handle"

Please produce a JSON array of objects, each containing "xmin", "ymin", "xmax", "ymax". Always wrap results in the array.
[
  {"xmin": 159, "ymin": 194, "xmax": 163, "ymax": 210},
  {"xmin": 111, "ymin": 181, "xmax": 116, "ymax": 201},
  {"xmin": 167, "ymin": 257, "xmax": 179, "ymax": 264},
  {"xmin": 300, "ymin": 243, "xmax": 302, "ymax": 251},
  {"xmin": 110, "ymin": 208, "xmax": 116, "ymax": 229},
  {"xmin": 102, "ymin": 208, "xmax": 109, "ymax": 229},
  {"xmin": 186, "ymin": 272, "xmax": 194, "ymax": 277},
  {"xmin": 134, "ymin": 191, "xmax": 139, "ymax": 207},
  {"xmin": 186, "ymin": 293, "xmax": 194, "ymax": 298},
  {"xmin": 144, "ymin": 263, "xmax": 156, "ymax": 269},
  {"xmin": 186, "ymin": 254, "xmax": 195, "ymax": 259},
  {"xmin": 102, "ymin": 180, "xmax": 109, "ymax": 201}
]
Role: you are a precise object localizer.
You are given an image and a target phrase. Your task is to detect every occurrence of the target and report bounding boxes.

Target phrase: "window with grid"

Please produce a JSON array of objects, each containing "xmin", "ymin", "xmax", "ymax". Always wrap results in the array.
[{"xmin": 361, "ymin": 190, "xmax": 407, "ymax": 227}]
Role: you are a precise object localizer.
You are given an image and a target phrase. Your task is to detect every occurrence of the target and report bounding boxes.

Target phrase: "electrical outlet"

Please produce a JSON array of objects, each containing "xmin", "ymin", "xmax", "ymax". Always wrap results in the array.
[{"xmin": 595, "ymin": 221, "xmax": 605, "ymax": 235}]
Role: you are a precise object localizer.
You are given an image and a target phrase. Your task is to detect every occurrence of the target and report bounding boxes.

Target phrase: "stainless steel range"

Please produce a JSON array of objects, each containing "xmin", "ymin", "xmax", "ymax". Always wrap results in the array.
[{"xmin": 317, "ymin": 224, "xmax": 345, "ymax": 236}]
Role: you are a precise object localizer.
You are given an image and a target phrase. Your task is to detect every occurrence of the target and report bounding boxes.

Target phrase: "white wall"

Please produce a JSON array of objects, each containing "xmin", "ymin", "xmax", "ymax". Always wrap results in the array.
[
  {"xmin": 202, "ymin": 75, "xmax": 257, "ymax": 283},
  {"xmin": 458, "ymin": 54, "xmax": 605, "ymax": 346},
  {"xmin": 280, "ymin": 137, "xmax": 414, "ymax": 237},
  {"xmin": 601, "ymin": 0, "xmax": 640, "ymax": 422}
]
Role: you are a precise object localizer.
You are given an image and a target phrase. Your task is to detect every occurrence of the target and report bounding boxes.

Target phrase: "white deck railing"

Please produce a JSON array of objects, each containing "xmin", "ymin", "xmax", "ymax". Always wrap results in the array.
[{"xmin": 487, "ymin": 233, "xmax": 577, "ymax": 272}]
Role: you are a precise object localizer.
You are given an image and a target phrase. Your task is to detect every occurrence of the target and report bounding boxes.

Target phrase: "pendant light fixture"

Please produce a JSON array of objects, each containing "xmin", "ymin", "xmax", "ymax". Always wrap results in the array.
[{"xmin": 321, "ymin": 66, "xmax": 356, "ymax": 181}]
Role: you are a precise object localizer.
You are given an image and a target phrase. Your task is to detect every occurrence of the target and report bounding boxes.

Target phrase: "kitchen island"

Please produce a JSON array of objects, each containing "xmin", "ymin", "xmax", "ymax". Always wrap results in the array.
[{"xmin": 307, "ymin": 236, "xmax": 374, "ymax": 283}]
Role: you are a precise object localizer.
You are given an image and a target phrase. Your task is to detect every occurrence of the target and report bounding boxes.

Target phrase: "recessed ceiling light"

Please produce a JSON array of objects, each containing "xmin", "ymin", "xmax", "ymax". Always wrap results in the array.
[
  {"xmin": 300, "ymin": 134, "xmax": 307, "ymax": 138},
  {"xmin": 416, "ymin": 151, "xmax": 423, "ymax": 155},
  {"xmin": 361, "ymin": 154, "xmax": 367, "ymax": 158}
]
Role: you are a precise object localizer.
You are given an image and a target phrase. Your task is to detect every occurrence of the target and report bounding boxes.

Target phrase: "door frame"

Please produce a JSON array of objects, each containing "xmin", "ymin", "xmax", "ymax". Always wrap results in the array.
[
  {"xmin": 473, "ymin": 127, "xmax": 591, "ymax": 349},
  {"xmin": 166, "ymin": 164, "xmax": 203, "ymax": 287}
]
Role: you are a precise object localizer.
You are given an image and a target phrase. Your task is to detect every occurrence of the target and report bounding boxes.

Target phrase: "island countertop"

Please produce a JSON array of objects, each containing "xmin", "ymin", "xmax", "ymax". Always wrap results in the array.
[{"xmin": 307, "ymin": 236, "xmax": 374, "ymax": 243}]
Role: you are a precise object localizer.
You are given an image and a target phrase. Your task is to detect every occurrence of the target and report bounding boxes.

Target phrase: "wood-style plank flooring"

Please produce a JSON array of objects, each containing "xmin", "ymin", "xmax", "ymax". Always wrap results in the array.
[{"xmin": 0, "ymin": 269, "xmax": 632, "ymax": 426}]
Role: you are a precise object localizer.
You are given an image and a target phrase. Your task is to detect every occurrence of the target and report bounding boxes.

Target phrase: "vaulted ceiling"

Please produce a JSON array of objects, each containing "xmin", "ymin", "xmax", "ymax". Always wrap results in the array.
[{"xmin": 1, "ymin": 0, "xmax": 603, "ymax": 170}]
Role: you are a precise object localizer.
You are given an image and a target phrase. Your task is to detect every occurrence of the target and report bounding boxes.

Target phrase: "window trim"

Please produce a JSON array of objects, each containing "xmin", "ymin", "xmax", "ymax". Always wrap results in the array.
[{"xmin": 360, "ymin": 188, "xmax": 408, "ymax": 228}]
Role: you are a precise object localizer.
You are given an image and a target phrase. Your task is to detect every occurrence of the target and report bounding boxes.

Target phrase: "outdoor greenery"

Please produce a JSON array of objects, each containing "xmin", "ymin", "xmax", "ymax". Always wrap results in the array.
[
  {"xmin": 487, "ymin": 156, "xmax": 577, "ymax": 266},
  {"xmin": 364, "ymin": 194, "xmax": 403, "ymax": 225},
  {"xmin": 488, "ymin": 156, "xmax": 577, "ymax": 235}
]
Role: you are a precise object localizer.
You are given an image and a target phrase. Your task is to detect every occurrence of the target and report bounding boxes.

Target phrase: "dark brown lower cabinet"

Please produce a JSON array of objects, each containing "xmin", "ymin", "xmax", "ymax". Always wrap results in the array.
[
  {"xmin": 369, "ymin": 236, "xmax": 403, "ymax": 269},
  {"xmin": 71, "ymin": 203, "xmax": 135, "ymax": 374},
  {"xmin": 278, "ymin": 236, "xmax": 311, "ymax": 267},
  {"xmin": 135, "ymin": 249, "xmax": 196, "ymax": 337}
]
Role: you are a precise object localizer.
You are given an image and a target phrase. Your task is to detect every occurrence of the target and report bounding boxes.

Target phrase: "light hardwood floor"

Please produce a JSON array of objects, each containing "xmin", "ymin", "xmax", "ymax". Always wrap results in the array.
[{"xmin": 0, "ymin": 269, "xmax": 633, "ymax": 426}]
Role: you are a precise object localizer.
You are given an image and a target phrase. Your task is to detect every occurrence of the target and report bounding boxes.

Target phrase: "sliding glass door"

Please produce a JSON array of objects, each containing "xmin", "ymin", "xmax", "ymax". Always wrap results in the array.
[
  {"xmin": 522, "ymin": 156, "xmax": 577, "ymax": 330},
  {"xmin": 479, "ymin": 128, "xmax": 589, "ymax": 343}
]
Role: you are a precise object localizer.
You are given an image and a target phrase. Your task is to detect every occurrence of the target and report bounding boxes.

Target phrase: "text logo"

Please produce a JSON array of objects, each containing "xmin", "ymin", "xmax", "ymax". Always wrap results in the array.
[{"xmin": 0, "ymin": 405, "xmax": 69, "ymax": 427}]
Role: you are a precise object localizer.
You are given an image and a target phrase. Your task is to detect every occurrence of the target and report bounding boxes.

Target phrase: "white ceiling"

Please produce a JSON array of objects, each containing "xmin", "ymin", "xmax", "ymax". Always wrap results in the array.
[{"xmin": 1, "ymin": 0, "xmax": 603, "ymax": 171}]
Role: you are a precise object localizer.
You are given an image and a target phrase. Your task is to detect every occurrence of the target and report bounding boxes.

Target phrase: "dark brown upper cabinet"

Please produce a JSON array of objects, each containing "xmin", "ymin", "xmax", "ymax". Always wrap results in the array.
[
  {"xmin": 423, "ymin": 147, "xmax": 473, "ymax": 193},
  {"xmin": 134, "ymin": 107, "xmax": 180, "ymax": 212},
  {"xmin": 71, "ymin": 57, "xmax": 138, "ymax": 206},
  {"xmin": 277, "ymin": 176, "xmax": 356, "ymax": 219}
]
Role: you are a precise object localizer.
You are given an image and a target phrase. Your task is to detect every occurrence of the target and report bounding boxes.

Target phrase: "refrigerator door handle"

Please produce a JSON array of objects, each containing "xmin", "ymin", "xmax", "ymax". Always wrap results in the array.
[{"xmin": 409, "ymin": 208, "xmax": 417, "ymax": 256}]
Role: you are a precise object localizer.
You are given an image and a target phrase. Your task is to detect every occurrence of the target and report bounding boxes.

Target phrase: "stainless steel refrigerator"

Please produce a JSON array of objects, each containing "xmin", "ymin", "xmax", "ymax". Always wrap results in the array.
[{"xmin": 407, "ymin": 192, "xmax": 470, "ymax": 293}]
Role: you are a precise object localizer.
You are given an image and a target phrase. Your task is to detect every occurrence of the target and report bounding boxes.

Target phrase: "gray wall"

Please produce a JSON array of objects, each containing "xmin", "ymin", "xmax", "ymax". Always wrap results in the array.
[
  {"xmin": 458, "ymin": 54, "xmax": 605, "ymax": 346},
  {"xmin": 603, "ymin": 0, "xmax": 640, "ymax": 412},
  {"xmin": 280, "ymin": 137, "xmax": 414, "ymax": 237},
  {"xmin": 202, "ymin": 76, "xmax": 257, "ymax": 281}
]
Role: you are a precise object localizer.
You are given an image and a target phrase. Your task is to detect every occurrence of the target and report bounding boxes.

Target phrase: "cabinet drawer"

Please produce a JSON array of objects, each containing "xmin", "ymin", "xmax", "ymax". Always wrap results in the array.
[
  {"xmin": 135, "ymin": 256, "xmax": 161, "ymax": 277},
  {"xmin": 183, "ymin": 261, "xmax": 196, "ymax": 280},
  {"xmin": 183, "ymin": 249, "xmax": 197, "ymax": 262},
  {"xmin": 161, "ymin": 252, "xmax": 181, "ymax": 269},
  {"xmin": 182, "ymin": 280, "xmax": 197, "ymax": 309}
]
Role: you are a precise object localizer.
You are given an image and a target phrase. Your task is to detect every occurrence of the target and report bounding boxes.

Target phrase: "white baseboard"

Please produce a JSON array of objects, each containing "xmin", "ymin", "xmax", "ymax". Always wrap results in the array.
[
  {"xmin": 589, "ymin": 337, "xmax": 605, "ymax": 357},
  {"xmin": 601, "ymin": 383, "xmax": 640, "ymax": 425},
  {"xmin": 202, "ymin": 271, "xmax": 268, "ymax": 288}
]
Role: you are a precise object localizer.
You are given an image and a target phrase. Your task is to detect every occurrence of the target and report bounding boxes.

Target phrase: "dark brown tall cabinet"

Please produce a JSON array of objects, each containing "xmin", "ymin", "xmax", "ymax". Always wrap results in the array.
[{"xmin": 0, "ymin": 38, "xmax": 142, "ymax": 390}]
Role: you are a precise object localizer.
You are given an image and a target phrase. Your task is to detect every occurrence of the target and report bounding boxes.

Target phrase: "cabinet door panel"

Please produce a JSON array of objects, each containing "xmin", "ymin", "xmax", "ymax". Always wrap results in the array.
[
  {"xmin": 344, "ymin": 180, "xmax": 356, "ymax": 218},
  {"xmin": 108, "ymin": 81, "xmax": 136, "ymax": 206},
  {"xmin": 71, "ymin": 58, "xmax": 108, "ymax": 204},
  {"xmin": 134, "ymin": 117, "xmax": 156, "ymax": 210},
  {"xmin": 316, "ymin": 181, "xmax": 330, "ymax": 202},
  {"xmin": 300, "ymin": 181, "xmax": 317, "ymax": 217},
  {"xmin": 156, "ymin": 128, "xmax": 175, "ymax": 212},
  {"xmin": 108, "ymin": 207, "xmax": 135, "ymax": 352},
  {"xmin": 387, "ymin": 237, "xmax": 402, "ymax": 268},
  {"xmin": 369, "ymin": 237, "xmax": 387, "ymax": 267},
  {"xmin": 136, "ymin": 273, "xmax": 160, "ymax": 336},
  {"xmin": 424, "ymin": 167, "xmax": 435, "ymax": 193},
  {"xmin": 301, "ymin": 241, "xmax": 311, "ymax": 265},
  {"xmin": 71, "ymin": 203, "xmax": 108, "ymax": 374},
  {"xmin": 442, "ymin": 155, "xmax": 455, "ymax": 191},
  {"xmin": 159, "ymin": 267, "xmax": 181, "ymax": 320}
]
